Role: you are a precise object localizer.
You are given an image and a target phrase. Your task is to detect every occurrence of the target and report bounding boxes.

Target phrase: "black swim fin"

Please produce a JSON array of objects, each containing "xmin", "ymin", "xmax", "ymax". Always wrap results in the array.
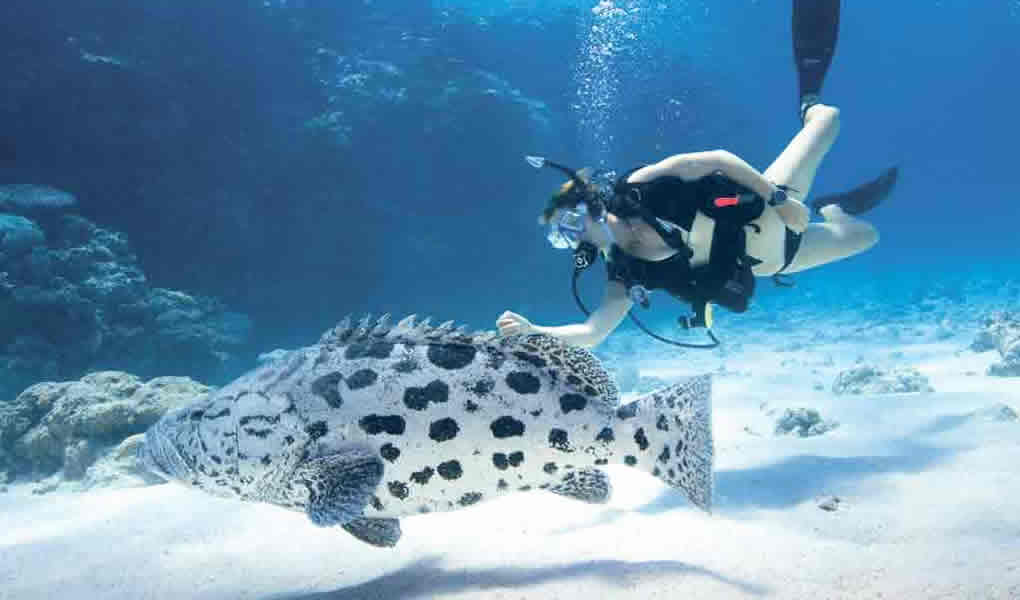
[
  {"xmin": 793, "ymin": 0, "xmax": 841, "ymax": 117},
  {"xmin": 810, "ymin": 166, "xmax": 899, "ymax": 216}
]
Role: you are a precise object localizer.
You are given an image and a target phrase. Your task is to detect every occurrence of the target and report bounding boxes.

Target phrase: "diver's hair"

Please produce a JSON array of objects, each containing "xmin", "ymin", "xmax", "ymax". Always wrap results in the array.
[{"xmin": 538, "ymin": 170, "xmax": 597, "ymax": 225}]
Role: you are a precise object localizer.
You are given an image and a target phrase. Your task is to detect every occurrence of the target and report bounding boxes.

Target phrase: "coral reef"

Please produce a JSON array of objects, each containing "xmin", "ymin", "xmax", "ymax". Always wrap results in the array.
[
  {"xmin": 0, "ymin": 371, "xmax": 209, "ymax": 488},
  {"xmin": 0, "ymin": 211, "xmax": 252, "ymax": 399},
  {"xmin": 832, "ymin": 365, "xmax": 934, "ymax": 395},
  {"xmin": 774, "ymin": 408, "xmax": 839, "ymax": 437},
  {"xmin": 971, "ymin": 311, "xmax": 1020, "ymax": 376}
]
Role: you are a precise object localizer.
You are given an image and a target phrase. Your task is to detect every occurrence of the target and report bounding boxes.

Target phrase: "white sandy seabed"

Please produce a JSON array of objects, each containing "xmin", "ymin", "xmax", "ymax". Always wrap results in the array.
[{"xmin": 1, "ymin": 329, "xmax": 1019, "ymax": 600}]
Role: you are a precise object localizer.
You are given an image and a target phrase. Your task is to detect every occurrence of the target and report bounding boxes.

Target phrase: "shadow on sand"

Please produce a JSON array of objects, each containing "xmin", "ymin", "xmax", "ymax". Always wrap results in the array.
[{"xmin": 267, "ymin": 555, "xmax": 768, "ymax": 600}]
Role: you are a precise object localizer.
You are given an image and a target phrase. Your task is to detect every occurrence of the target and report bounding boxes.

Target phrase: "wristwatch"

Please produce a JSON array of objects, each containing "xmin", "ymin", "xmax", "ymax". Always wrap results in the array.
[{"xmin": 768, "ymin": 186, "xmax": 788, "ymax": 207}]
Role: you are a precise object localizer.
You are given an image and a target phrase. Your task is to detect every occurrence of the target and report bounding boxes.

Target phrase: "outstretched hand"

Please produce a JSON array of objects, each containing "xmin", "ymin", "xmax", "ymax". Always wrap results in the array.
[{"xmin": 496, "ymin": 311, "xmax": 534, "ymax": 337}]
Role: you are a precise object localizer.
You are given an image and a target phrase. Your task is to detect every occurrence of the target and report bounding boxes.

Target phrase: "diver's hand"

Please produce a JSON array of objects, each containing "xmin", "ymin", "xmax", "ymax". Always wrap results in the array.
[
  {"xmin": 497, "ymin": 311, "xmax": 535, "ymax": 337},
  {"xmin": 775, "ymin": 197, "xmax": 810, "ymax": 233}
]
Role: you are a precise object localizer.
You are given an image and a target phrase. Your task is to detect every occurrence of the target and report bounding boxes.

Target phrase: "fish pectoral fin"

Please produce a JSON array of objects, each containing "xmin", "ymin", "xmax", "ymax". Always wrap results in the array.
[
  {"xmin": 342, "ymin": 517, "xmax": 402, "ymax": 547},
  {"xmin": 548, "ymin": 468, "xmax": 611, "ymax": 504},
  {"xmin": 294, "ymin": 447, "xmax": 384, "ymax": 527}
]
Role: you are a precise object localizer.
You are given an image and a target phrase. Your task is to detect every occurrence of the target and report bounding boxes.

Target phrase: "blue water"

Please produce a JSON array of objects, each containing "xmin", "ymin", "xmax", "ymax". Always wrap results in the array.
[
  {"xmin": 2, "ymin": 3, "xmax": 1020, "ymax": 598},
  {"xmin": 2, "ymin": 0, "xmax": 1017, "ymax": 360}
]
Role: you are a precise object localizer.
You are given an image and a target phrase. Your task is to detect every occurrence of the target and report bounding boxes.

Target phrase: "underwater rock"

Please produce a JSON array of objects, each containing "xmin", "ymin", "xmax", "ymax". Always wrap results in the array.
[
  {"xmin": 818, "ymin": 496, "xmax": 842, "ymax": 511},
  {"xmin": 831, "ymin": 364, "xmax": 934, "ymax": 395},
  {"xmin": 774, "ymin": 408, "xmax": 839, "ymax": 437},
  {"xmin": 0, "ymin": 214, "xmax": 46, "ymax": 258},
  {"xmin": 304, "ymin": 52, "xmax": 551, "ymax": 148},
  {"xmin": 81, "ymin": 434, "xmax": 164, "ymax": 490},
  {"xmin": 0, "ymin": 371, "xmax": 209, "ymax": 484},
  {"xmin": 969, "ymin": 403, "xmax": 1018, "ymax": 423},
  {"xmin": 973, "ymin": 311, "xmax": 1020, "ymax": 377},
  {"xmin": 0, "ymin": 185, "xmax": 77, "ymax": 213},
  {"xmin": 0, "ymin": 214, "xmax": 252, "ymax": 399}
]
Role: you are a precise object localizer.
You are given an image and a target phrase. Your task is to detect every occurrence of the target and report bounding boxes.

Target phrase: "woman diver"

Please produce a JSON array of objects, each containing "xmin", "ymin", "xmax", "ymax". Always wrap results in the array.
[{"xmin": 496, "ymin": 0, "xmax": 897, "ymax": 349}]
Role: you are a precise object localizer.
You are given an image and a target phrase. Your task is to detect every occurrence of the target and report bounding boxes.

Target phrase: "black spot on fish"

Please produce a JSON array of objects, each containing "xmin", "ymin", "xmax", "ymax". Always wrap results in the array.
[
  {"xmin": 658, "ymin": 445, "xmax": 671, "ymax": 464},
  {"xmin": 458, "ymin": 492, "xmax": 482, "ymax": 507},
  {"xmin": 427, "ymin": 344, "xmax": 476, "ymax": 370},
  {"xmin": 559, "ymin": 393, "xmax": 587, "ymax": 414},
  {"xmin": 428, "ymin": 418, "xmax": 460, "ymax": 443},
  {"xmin": 584, "ymin": 385, "xmax": 598, "ymax": 397},
  {"xmin": 656, "ymin": 414, "xmax": 670, "ymax": 432},
  {"xmin": 311, "ymin": 372, "xmax": 344, "ymax": 408},
  {"xmin": 465, "ymin": 399, "xmax": 480, "ymax": 413},
  {"xmin": 284, "ymin": 435, "xmax": 295, "ymax": 445},
  {"xmin": 470, "ymin": 378, "xmax": 495, "ymax": 396},
  {"xmin": 189, "ymin": 410, "xmax": 205, "ymax": 421},
  {"xmin": 634, "ymin": 428, "xmax": 649, "ymax": 451},
  {"xmin": 358, "ymin": 414, "xmax": 407, "ymax": 435},
  {"xmin": 393, "ymin": 357, "xmax": 419, "ymax": 373},
  {"xmin": 543, "ymin": 462, "xmax": 558, "ymax": 474},
  {"xmin": 239, "ymin": 415, "xmax": 280, "ymax": 426},
  {"xmin": 595, "ymin": 427, "xmax": 615, "ymax": 443},
  {"xmin": 508, "ymin": 451, "xmax": 524, "ymax": 467},
  {"xmin": 410, "ymin": 466, "xmax": 434, "ymax": 485},
  {"xmin": 497, "ymin": 479, "xmax": 508, "ymax": 490},
  {"xmin": 306, "ymin": 421, "xmax": 328, "ymax": 441},
  {"xmin": 617, "ymin": 403, "xmax": 638, "ymax": 420},
  {"xmin": 403, "ymin": 380, "xmax": 449, "ymax": 411},
  {"xmin": 549, "ymin": 429, "xmax": 571, "ymax": 452},
  {"xmin": 388, "ymin": 481, "xmax": 409, "ymax": 500},
  {"xmin": 346, "ymin": 341, "xmax": 395, "ymax": 360},
  {"xmin": 506, "ymin": 371, "xmax": 540, "ymax": 394},
  {"xmin": 566, "ymin": 375, "xmax": 583, "ymax": 386},
  {"xmin": 346, "ymin": 369, "xmax": 378, "ymax": 390},
  {"xmin": 437, "ymin": 460, "xmax": 463, "ymax": 480},
  {"xmin": 624, "ymin": 455, "xmax": 637, "ymax": 466},
  {"xmin": 261, "ymin": 455, "xmax": 272, "ymax": 466},
  {"xmin": 205, "ymin": 407, "xmax": 231, "ymax": 419},
  {"xmin": 512, "ymin": 351, "xmax": 547, "ymax": 368},
  {"xmin": 492, "ymin": 453, "xmax": 509, "ymax": 470},
  {"xmin": 490, "ymin": 416, "xmax": 525, "ymax": 438},
  {"xmin": 380, "ymin": 444, "xmax": 400, "ymax": 463}
]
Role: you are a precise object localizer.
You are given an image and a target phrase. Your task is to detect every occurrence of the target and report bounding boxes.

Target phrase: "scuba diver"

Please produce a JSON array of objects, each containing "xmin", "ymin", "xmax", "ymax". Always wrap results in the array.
[{"xmin": 497, "ymin": 0, "xmax": 898, "ymax": 349}]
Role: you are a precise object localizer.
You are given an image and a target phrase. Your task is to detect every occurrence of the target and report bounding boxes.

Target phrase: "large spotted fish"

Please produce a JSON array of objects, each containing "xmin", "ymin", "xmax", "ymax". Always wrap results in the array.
[{"xmin": 140, "ymin": 314, "xmax": 713, "ymax": 547}]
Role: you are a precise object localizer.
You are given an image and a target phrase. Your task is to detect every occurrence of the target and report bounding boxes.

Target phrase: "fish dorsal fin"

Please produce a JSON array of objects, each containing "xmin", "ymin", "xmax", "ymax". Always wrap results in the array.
[{"xmin": 318, "ymin": 314, "xmax": 619, "ymax": 411}]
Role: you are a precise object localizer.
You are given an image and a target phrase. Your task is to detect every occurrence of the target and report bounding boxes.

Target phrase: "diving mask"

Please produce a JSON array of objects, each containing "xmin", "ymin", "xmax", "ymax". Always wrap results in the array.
[{"xmin": 547, "ymin": 205, "xmax": 589, "ymax": 249}]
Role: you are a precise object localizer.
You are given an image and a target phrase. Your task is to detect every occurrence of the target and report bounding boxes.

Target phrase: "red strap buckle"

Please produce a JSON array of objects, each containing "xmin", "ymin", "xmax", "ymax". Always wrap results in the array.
[{"xmin": 714, "ymin": 196, "xmax": 739, "ymax": 207}]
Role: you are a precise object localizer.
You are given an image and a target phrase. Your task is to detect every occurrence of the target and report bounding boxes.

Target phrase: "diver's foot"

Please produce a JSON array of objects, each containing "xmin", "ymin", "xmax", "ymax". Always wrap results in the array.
[
  {"xmin": 810, "ymin": 166, "xmax": 898, "ymax": 216},
  {"xmin": 819, "ymin": 203, "xmax": 851, "ymax": 223},
  {"xmin": 799, "ymin": 93, "xmax": 820, "ymax": 124}
]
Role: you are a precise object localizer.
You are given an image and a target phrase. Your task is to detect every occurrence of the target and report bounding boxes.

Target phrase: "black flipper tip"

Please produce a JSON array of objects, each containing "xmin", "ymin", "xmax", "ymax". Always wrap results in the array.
[{"xmin": 810, "ymin": 166, "xmax": 899, "ymax": 216}]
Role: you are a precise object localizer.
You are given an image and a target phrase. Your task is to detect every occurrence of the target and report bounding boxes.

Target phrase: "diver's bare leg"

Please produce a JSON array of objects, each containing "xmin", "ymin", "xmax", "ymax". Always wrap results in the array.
[
  {"xmin": 762, "ymin": 103, "xmax": 840, "ymax": 202},
  {"xmin": 783, "ymin": 205, "xmax": 878, "ymax": 274}
]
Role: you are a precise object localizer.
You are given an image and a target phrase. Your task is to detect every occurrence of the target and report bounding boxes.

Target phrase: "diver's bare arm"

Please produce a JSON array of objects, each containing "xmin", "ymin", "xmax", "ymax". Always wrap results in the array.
[
  {"xmin": 628, "ymin": 151, "xmax": 728, "ymax": 184},
  {"xmin": 532, "ymin": 281, "xmax": 631, "ymax": 348}
]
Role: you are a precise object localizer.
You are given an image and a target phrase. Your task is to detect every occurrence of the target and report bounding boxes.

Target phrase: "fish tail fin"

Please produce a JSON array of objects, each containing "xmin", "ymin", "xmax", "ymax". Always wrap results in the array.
[{"xmin": 619, "ymin": 375, "xmax": 714, "ymax": 512}]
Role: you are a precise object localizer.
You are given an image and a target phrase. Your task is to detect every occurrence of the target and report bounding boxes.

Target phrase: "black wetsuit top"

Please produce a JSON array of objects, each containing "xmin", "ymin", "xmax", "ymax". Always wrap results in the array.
[{"xmin": 606, "ymin": 171, "xmax": 766, "ymax": 315}]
